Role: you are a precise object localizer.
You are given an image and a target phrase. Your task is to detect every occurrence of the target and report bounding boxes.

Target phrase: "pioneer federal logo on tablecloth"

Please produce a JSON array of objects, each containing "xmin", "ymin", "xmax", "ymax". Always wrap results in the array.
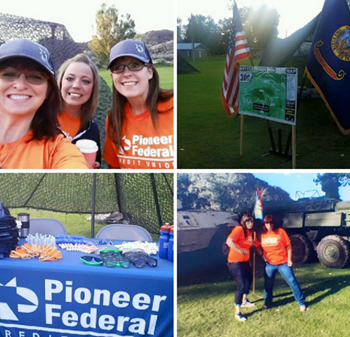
[{"xmin": 0, "ymin": 277, "xmax": 38, "ymax": 320}]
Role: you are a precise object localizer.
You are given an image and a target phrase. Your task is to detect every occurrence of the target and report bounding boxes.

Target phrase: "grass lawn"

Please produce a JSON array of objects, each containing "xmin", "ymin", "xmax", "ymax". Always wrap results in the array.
[
  {"xmin": 178, "ymin": 255, "xmax": 350, "ymax": 337},
  {"xmin": 9, "ymin": 208, "xmax": 160, "ymax": 240},
  {"xmin": 177, "ymin": 56, "xmax": 350, "ymax": 169},
  {"xmin": 9, "ymin": 208, "xmax": 104, "ymax": 238},
  {"xmin": 100, "ymin": 64, "xmax": 174, "ymax": 90}
]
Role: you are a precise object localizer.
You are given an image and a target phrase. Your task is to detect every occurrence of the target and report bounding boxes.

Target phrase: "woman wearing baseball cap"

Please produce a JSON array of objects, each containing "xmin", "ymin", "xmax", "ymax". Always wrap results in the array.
[
  {"xmin": 0, "ymin": 39, "xmax": 88, "ymax": 169},
  {"xmin": 103, "ymin": 39, "xmax": 174, "ymax": 169}
]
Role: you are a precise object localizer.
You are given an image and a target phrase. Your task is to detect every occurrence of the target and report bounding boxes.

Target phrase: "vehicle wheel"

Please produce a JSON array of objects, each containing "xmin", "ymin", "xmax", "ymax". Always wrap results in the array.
[
  {"xmin": 290, "ymin": 234, "xmax": 313, "ymax": 264},
  {"xmin": 317, "ymin": 235, "xmax": 350, "ymax": 269}
]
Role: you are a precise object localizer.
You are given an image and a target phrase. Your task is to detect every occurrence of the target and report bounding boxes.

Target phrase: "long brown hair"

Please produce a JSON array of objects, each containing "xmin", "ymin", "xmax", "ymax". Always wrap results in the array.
[
  {"xmin": 0, "ymin": 58, "xmax": 60, "ymax": 140},
  {"xmin": 240, "ymin": 214, "xmax": 254, "ymax": 239},
  {"xmin": 56, "ymin": 53, "xmax": 100, "ymax": 130},
  {"xmin": 108, "ymin": 65, "xmax": 173, "ymax": 148}
]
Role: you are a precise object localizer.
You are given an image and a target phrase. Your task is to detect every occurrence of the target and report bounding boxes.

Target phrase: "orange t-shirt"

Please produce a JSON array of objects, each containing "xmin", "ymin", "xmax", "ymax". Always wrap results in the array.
[
  {"xmin": 58, "ymin": 111, "xmax": 81, "ymax": 140},
  {"xmin": 0, "ymin": 131, "xmax": 88, "ymax": 169},
  {"xmin": 103, "ymin": 98, "xmax": 174, "ymax": 169},
  {"xmin": 258, "ymin": 228, "xmax": 291, "ymax": 265},
  {"xmin": 227, "ymin": 226, "xmax": 258, "ymax": 262}
]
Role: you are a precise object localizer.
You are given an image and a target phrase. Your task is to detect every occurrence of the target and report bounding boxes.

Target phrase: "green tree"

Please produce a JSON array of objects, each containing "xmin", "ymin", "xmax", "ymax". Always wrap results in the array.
[
  {"xmin": 89, "ymin": 3, "xmax": 136, "ymax": 67},
  {"xmin": 177, "ymin": 18, "xmax": 184, "ymax": 42},
  {"xmin": 183, "ymin": 14, "xmax": 221, "ymax": 55},
  {"xmin": 217, "ymin": 17, "xmax": 232, "ymax": 55},
  {"xmin": 313, "ymin": 173, "xmax": 350, "ymax": 200},
  {"xmin": 241, "ymin": 5, "xmax": 280, "ymax": 49}
]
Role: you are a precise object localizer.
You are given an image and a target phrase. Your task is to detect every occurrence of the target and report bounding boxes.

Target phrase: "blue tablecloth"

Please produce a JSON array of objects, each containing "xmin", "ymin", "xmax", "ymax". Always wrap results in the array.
[{"xmin": 0, "ymin": 241, "xmax": 173, "ymax": 337}]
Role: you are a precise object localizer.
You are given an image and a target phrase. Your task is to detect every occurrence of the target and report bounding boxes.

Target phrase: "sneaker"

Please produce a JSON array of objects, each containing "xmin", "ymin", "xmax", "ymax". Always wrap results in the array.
[
  {"xmin": 235, "ymin": 313, "xmax": 247, "ymax": 322},
  {"xmin": 300, "ymin": 305, "xmax": 307, "ymax": 312},
  {"xmin": 241, "ymin": 300, "xmax": 255, "ymax": 307},
  {"xmin": 261, "ymin": 305, "xmax": 269, "ymax": 311}
]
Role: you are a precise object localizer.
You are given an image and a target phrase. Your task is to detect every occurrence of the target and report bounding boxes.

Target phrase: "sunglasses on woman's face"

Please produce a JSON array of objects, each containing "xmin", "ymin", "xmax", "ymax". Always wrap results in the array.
[
  {"xmin": 0, "ymin": 66, "xmax": 48, "ymax": 85},
  {"xmin": 80, "ymin": 255, "xmax": 103, "ymax": 266}
]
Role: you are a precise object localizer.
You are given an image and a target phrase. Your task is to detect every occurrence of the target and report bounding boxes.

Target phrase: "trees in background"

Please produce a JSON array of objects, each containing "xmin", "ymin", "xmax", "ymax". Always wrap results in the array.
[
  {"xmin": 89, "ymin": 3, "xmax": 136, "ymax": 67},
  {"xmin": 313, "ymin": 173, "xmax": 350, "ymax": 200},
  {"xmin": 178, "ymin": 5, "xmax": 279, "ymax": 55}
]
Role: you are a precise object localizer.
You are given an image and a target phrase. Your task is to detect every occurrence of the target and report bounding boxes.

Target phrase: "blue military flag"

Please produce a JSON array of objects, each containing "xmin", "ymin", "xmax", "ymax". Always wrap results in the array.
[
  {"xmin": 306, "ymin": 0, "xmax": 350, "ymax": 134},
  {"xmin": 253, "ymin": 188, "xmax": 263, "ymax": 220}
]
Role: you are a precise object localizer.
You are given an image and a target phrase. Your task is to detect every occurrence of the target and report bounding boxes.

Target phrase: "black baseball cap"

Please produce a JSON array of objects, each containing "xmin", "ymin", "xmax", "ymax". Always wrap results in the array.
[
  {"xmin": 0, "ymin": 39, "xmax": 55, "ymax": 75},
  {"xmin": 108, "ymin": 39, "xmax": 152, "ymax": 69}
]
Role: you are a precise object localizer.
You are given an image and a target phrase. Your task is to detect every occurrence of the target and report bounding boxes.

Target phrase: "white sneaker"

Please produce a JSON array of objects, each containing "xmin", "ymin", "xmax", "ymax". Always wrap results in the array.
[
  {"xmin": 241, "ymin": 300, "xmax": 255, "ymax": 307},
  {"xmin": 235, "ymin": 313, "xmax": 247, "ymax": 322}
]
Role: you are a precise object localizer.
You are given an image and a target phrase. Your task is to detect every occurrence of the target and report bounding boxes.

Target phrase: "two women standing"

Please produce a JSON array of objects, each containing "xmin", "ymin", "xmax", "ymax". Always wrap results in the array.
[{"xmin": 227, "ymin": 214, "xmax": 306, "ymax": 322}]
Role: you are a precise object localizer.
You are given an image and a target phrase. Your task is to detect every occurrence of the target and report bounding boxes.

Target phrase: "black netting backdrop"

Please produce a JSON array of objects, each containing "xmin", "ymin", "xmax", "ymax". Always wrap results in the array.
[
  {"xmin": 0, "ymin": 173, "xmax": 173, "ymax": 234},
  {"xmin": 119, "ymin": 174, "xmax": 174, "ymax": 233},
  {"xmin": 0, "ymin": 13, "xmax": 112, "ymax": 148}
]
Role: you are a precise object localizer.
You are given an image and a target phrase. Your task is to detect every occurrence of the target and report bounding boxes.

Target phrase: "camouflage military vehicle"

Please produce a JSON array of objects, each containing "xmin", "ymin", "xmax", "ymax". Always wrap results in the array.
[
  {"xmin": 263, "ymin": 197, "xmax": 350, "ymax": 268},
  {"xmin": 177, "ymin": 209, "xmax": 238, "ymax": 261}
]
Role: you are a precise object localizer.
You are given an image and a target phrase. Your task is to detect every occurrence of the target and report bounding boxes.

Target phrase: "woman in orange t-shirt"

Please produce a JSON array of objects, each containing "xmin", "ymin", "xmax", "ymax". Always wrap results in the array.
[
  {"xmin": 56, "ymin": 54, "xmax": 101, "ymax": 167},
  {"xmin": 0, "ymin": 39, "xmax": 88, "ymax": 169},
  {"xmin": 226, "ymin": 214, "xmax": 259, "ymax": 322},
  {"xmin": 103, "ymin": 39, "xmax": 174, "ymax": 169},
  {"xmin": 256, "ymin": 215, "xmax": 306, "ymax": 312}
]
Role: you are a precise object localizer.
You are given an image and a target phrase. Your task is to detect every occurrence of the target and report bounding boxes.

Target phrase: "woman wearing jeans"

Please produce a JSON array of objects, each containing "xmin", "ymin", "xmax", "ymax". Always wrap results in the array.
[
  {"xmin": 256, "ymin": 214, "xmax": 306, "ymax": 312},
  {"xmin": 226, "ymin": 214, "xmax": 259, "ymax": 322}
]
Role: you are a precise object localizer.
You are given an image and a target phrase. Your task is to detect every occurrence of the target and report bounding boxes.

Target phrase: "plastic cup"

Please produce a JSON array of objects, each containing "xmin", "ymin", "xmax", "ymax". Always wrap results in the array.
[{"xmin": 76, "ymin": 140, "xmax": 98, "ymax": 169}]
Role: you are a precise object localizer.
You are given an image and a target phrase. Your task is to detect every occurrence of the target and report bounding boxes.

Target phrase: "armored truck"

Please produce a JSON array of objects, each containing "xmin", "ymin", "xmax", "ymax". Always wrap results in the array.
[
  {"xmin": 263, "ymin": 197, "xmax": 350, "ymax": 268},
  {"xmin": 177, "ymin": 209, "xmax": 238, "ymax": 261}
]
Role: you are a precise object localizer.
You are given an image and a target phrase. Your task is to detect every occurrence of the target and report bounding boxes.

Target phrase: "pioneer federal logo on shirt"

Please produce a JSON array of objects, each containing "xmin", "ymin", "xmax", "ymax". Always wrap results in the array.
[
  {"xmin": 119, "ymin": 134, "xmax": 174, "ymax": 168},
  {"xmin": 262, "ymin": 237, "xmax": 278, "ymax": 246}
]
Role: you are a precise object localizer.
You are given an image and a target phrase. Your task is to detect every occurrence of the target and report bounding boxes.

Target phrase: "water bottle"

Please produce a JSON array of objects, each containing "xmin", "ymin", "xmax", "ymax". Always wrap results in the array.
[
  {"xmin": 168, "ymin": 226, "xmax": 174, "ymax": 262},
  {"xmin": 18, "ymin": 213, "xmax": 30, "ymax": 238},
  {"xmin": 159, "ymin": 224, "xmax": 170, "ymax": 259}
]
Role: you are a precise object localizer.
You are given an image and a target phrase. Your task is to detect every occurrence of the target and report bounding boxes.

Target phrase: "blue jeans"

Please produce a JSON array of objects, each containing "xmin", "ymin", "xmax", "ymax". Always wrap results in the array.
[
  {"xmin": 227, "ymin": 261, "xmax": 252, "ymax": 305},
  {"xmin": 264, "ymin": 262, "xmax": 305, "ymax": 307}
]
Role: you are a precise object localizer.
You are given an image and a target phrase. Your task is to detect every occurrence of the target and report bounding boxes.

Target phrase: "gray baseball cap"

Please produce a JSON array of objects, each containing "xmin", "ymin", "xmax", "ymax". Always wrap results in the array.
[
  {"xmin": 108, "ymin": 39, "xmax": 153, "ymax": 69},
  {"xmin": 0, "ymin": 39, "xmax": 55, "ymax": 75}
]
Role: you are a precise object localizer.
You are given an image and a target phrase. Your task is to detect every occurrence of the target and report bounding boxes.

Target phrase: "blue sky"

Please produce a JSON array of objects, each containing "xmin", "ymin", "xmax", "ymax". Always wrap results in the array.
[{"xmin": 254, "ymin": 173, "xmax": 350, "ymax": 201}]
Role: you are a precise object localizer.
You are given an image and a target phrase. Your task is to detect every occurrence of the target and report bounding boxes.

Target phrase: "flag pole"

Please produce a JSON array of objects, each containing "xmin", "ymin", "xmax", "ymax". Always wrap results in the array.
[
  {"xmin": 253, "ymin": 187, "xmax": 263, "ymax": 293},
  {"xmin": 253, "ymin": 231, "xmax": 256, "ymax": 292}
]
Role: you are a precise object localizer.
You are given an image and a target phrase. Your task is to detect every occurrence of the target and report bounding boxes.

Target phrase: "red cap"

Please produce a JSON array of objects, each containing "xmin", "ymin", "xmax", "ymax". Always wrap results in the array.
[{"xmin": 160, "ymin": 225, "xmax": 170, "ymax": 231}]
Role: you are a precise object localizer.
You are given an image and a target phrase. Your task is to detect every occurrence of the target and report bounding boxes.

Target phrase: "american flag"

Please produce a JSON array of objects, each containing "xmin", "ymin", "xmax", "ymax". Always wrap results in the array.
[{"xmin": 222, "ymin": 2, "xmax": 252, "ymax": 117}]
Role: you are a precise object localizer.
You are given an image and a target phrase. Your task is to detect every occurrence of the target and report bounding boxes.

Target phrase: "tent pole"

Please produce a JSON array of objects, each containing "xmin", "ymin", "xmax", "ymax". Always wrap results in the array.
[
  {"xmin": 91, "ymin": 173, "xmax": 96, "ymax": 238},
  {"xmin": 150, "ymin": 173, "xmax": 163, "ymax": 228}
]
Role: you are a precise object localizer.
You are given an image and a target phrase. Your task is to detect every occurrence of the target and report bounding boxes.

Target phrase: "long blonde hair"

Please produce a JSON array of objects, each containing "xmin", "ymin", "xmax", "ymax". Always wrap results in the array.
[{"xmin": 57, "ymin": 53, "xmax": 100, "ymax": 129}]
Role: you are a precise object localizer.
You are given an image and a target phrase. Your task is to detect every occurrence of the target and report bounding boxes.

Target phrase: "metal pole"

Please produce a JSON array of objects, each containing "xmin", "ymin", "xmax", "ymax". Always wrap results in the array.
[
  {"xmin": 191, "ymin": 14, "xmax": 196, "ymax": 63},
  {"xmin": 292, "ymin": 125, "xmax": 296, "ymax": 169},
  {"xmin": 150, "ymin": 173, "xmax": 163, "ymax": 228},
  {"xmin": 91, "ymin": 173, "xmax": 96, "ymax": 238},
  {"xmin": 114, "ymin": 173, "xmax": 125, "ymax": 215},
  {"xmin": 240, "ymin": 115, "xmax": 244, "ymax": 155}
]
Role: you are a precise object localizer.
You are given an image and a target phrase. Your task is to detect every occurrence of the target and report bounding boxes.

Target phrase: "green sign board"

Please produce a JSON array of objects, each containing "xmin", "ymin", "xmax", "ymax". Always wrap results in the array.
[{"xmin": 239, "ymin": 66, "xmax": 298, "ymax": 125}]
